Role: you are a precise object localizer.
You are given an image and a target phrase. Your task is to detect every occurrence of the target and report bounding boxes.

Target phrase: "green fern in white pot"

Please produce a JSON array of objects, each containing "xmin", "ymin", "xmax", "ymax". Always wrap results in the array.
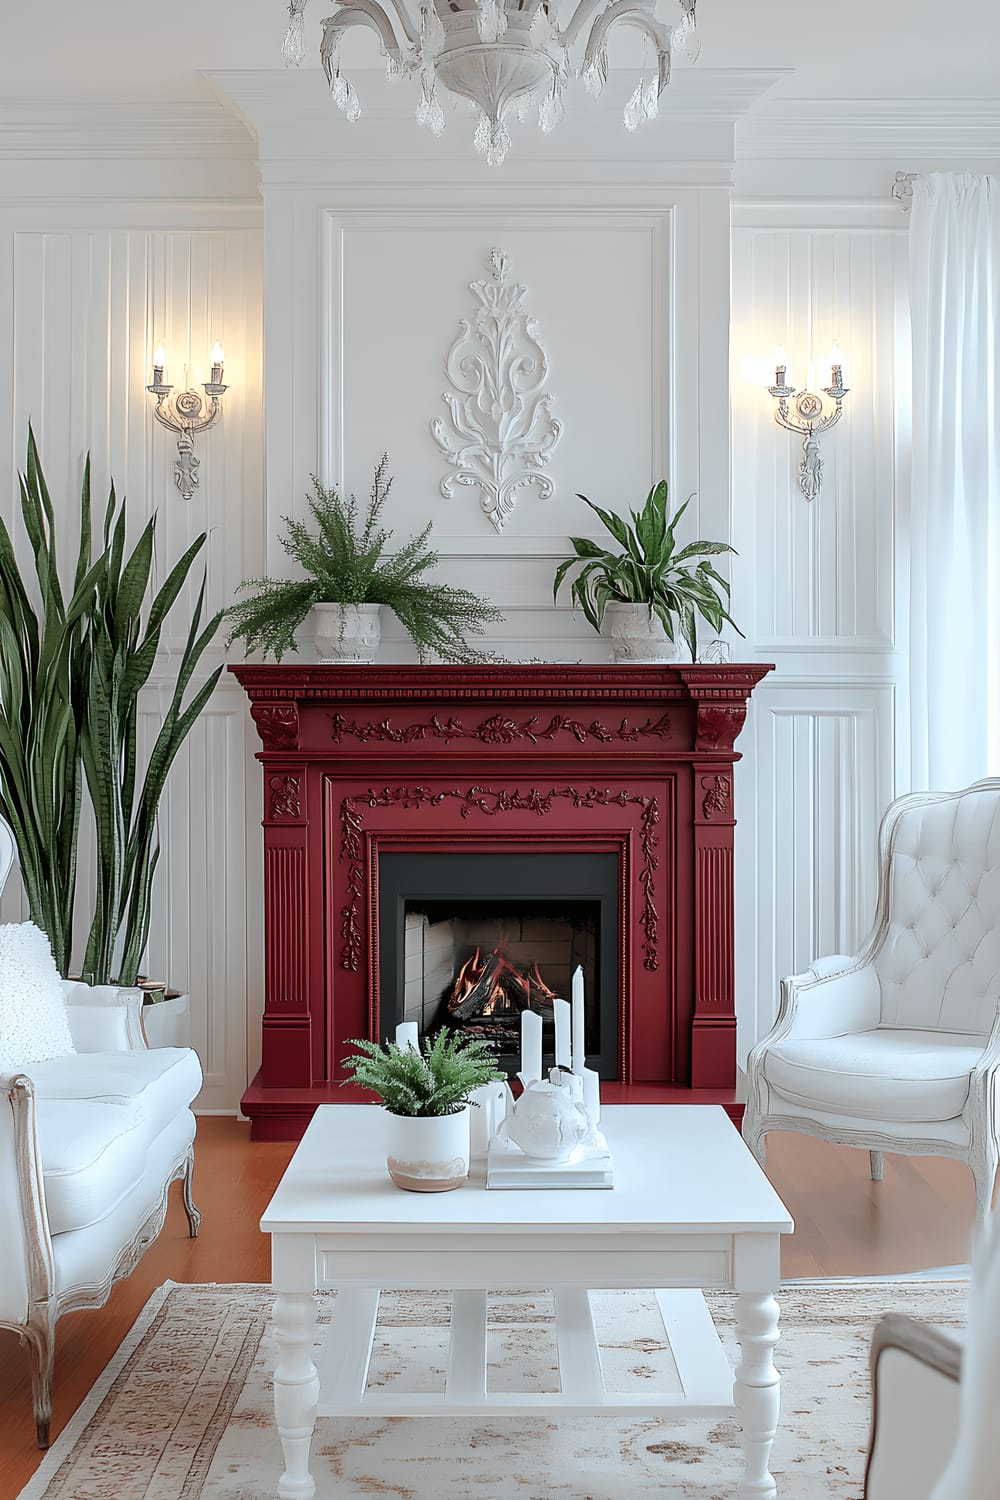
[{"xmin": 341, "ymin": 1028, "xmax": 503, "ymax": 1193}]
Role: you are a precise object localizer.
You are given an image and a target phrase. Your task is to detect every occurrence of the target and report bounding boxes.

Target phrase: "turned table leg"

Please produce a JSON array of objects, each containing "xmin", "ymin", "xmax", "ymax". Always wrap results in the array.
[
  {"xmin": 273, "ymin": 1291, "xmax": 320, "ymax": 1500},
  {"xmin": 734, "ymin": 1289, "xmax": 781, "ymax": 1499}
]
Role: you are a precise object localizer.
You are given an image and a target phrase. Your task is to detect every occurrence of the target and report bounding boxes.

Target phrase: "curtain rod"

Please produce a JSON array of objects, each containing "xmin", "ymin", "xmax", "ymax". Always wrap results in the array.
[{"xmin": 892, "ymin": 171, "xmax": 917, "ymax": 211}]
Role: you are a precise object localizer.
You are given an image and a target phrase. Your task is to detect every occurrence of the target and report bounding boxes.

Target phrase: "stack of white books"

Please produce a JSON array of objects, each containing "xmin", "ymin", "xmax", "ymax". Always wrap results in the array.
[{"xmin": 486, "ymin": 1130, "xmax": 614, "ymax": 1190}]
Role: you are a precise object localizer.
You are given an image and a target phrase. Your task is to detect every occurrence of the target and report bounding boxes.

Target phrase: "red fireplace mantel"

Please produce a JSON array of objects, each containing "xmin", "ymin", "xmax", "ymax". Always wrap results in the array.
[{"xmin": 232, "ymin": 662, "xmax": 771, "ymax": 1139}]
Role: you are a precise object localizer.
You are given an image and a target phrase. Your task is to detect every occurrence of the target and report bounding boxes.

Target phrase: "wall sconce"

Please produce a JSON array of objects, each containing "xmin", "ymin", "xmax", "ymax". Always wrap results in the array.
[
  {"xmin": 767, "ymin": 345, "xmax": 849, "ymax": 502},
  {"xmin": 146, "ymin": 342, "xmax": 228, "ymax": 501}
]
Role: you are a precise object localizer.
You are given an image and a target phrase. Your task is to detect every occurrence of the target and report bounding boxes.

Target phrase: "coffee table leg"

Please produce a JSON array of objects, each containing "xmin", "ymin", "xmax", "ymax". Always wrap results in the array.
[
  {"xmin": 274, "ymin": 1291, "xmax": 320, "ymax": 1499},
  {"xmin": 734, "ymin": 1290, "xmax": 780, "ymax": 1499}
]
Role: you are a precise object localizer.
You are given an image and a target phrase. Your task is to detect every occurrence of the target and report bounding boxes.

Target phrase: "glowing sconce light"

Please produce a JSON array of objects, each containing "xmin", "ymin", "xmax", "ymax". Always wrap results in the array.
[
  {"xmin": 767, "ymin": 342, "xmax": 849, "ymax": 502},
  {"xmin": 146, "ymin": 340, "xmax": 229, "ymax": 500}
]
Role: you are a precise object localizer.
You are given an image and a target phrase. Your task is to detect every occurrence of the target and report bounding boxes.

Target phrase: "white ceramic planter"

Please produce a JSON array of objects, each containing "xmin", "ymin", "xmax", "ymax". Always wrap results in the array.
[
  {"xmin": 141, "ymin": 992, "xmax": 191, "ymax": 1049},
  {"xmin": 600, "ymin": 602, "xmax": 681, "ymax": 664},
  {"xmin": 311, "ymin": 602, "xmax": 381, "ymax": 664},
  {"xmin": 385, "ymin": 1105, "xmax": 471, "ymax": 1192}
]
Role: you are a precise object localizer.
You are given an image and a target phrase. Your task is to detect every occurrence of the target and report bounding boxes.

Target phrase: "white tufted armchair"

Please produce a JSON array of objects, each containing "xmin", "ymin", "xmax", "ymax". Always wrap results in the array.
[{"xmin": 744, "ymin": 779, "xmax": 1000, "ymax": 1226}]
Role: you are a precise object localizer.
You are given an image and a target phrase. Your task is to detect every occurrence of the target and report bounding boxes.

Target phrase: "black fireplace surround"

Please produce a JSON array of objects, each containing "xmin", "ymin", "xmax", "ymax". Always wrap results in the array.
[{"xmin": 378, "ymin": 850, "xmax": 619, "ymax": 1076}]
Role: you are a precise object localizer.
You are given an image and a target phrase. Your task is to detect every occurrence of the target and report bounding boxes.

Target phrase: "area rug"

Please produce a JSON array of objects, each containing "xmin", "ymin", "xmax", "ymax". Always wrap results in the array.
[{"xmin": 19, "ymin": 1279, "xmax": 968, "ymax": 1500}]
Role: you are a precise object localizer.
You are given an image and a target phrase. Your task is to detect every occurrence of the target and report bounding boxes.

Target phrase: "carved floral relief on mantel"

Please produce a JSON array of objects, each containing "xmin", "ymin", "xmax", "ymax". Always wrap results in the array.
[
  {"xmin": 339, "ymin": 783, "xmax": 659, "ymax": 976},
  {"xmin": 328, "ymin": 710, "xmax": 673, "ymax": 747},
  {"xmin": 269, "ymin": 774, "xmax": 303, "ymax": 821},
  {"xmin": 701, "ymin": 774, "xmax": 732, "ymax": 821},
  {"xmin": 252, "ymin": 703, "xmax": 300, "ymax": 751},
  {"xmin": 431, "ymin": 249, "xmax": 562, "ymax": 534}
]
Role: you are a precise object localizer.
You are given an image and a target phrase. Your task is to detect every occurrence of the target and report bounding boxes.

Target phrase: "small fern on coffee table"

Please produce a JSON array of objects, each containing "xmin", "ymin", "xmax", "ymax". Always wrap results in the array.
[{"xmin": 341, "ymin": 1029, "xmax": 504, "ymax": 1117}]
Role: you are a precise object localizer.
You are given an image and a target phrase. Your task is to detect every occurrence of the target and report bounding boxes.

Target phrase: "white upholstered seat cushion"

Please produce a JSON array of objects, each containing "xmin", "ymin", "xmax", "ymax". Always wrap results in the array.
[
  {"xmin": 35, "ymin": 1099, "xmax": 148, "ymax": 1235},
  {"xmin": 763, "ymin": 1028, "xmax": 985, "ymax": 1122},
  {"xmin": 27, "ymin": 1047, "xmax": 202, "ymax": 1144}
]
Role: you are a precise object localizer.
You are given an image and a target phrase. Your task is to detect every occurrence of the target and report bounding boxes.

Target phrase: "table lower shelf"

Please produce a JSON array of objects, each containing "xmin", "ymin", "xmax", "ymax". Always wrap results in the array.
[{"xmin": 314, "ymin": 1286, "xmax": 736, "ymax": 1420}]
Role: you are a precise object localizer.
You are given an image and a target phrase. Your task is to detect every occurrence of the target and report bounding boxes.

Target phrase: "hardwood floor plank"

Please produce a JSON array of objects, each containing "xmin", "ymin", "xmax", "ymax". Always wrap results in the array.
[{"xmin": 0, "ymin": 1116, "xmax": 978, "ymax": 1495}]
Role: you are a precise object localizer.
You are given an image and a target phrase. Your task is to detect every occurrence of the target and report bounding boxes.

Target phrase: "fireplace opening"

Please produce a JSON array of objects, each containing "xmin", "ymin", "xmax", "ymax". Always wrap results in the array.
[{"xmin": 378, "ymin": 851, "xmax": 619, "ymax": 1078}]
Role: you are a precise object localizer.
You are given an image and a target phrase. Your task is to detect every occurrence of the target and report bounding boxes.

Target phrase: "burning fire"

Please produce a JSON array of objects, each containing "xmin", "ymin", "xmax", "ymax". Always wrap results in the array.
[{"xmin": 448, "ymin": 947, "xmax": 557, "ymax": 1021}]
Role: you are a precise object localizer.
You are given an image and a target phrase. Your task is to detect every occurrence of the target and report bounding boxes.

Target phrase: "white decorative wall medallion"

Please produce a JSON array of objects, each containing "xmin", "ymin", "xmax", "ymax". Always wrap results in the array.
[{"xmin": 432, "ymin": 249, "xmax": 562, "ymax": 535}]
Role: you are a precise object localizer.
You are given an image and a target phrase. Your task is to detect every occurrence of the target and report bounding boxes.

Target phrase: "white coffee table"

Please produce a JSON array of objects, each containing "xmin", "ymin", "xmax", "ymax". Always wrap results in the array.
[{"xmin": 261, "ymin": 1103, "xmax": 794, "ymax": 1499}]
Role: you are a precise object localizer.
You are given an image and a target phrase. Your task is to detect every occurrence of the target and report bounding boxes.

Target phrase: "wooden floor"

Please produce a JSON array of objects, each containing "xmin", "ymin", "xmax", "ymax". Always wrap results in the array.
[{"xmin": 0, "ymin": 1115, "xmax": 982, "ymax": 1495}]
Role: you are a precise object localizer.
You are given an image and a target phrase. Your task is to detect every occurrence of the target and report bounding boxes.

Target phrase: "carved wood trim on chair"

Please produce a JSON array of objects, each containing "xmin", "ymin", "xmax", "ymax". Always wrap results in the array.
[
  {"xmin": 864, "ymin": 1314, "xmax": 962, "ymax": 1499},
  {"xmin": 2, "ymin": 1072, "xmax": 200, "ymax": 1447}
]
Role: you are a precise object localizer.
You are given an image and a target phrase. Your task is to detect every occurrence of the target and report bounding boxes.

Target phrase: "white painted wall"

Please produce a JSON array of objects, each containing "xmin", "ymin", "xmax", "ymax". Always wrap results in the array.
[
  {"xmin": 0, "ymin": 127, "xmax": 266, "ymax": 1111},
  {"xmin": 1, "ymin": 81, "xmax": 999, "ymax": 1108},
  {"xmin": 729, "ymin": 212, "xmax": 908, "ymax": 1059}
]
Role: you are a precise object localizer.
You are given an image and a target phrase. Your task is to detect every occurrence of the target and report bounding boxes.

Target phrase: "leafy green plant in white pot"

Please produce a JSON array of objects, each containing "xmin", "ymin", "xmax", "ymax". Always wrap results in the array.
[
  {"xmin": 225, "ymin": 454, "xmax": 502, "ymax": 664},
  {"xmin": 341, "ymin": 1029, "xmax": 504, "ymax": 1192},
  {"xmin": 553, "ymin": 481, "xmax": 743, "ymax": 663}
]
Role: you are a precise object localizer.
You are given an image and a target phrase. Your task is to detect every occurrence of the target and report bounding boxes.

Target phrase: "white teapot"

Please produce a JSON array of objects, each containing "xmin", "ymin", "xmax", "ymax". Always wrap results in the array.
[{"xmin": 501, "ymin": 1074, "xmax": 590, "ymax": 1162}]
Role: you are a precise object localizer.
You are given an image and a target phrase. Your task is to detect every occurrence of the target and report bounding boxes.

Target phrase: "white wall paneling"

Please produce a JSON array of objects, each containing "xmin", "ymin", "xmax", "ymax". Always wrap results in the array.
[
  {"xmin": 258, "ymin": 190, "xmax": 733, "ymax": 656},
  {"xmin": 736, "ymin": 680, "xmax": 896, "ymax": 1051},
  {"xmin": 730, "ymin": 215, "xmax": 908, "ymax": 1059},
  {"xmin": 0, "ymin": 201, "xmax": 264, "ymax": 1112},
  {"xmin": 218, "ymin": 68, "xmax": 772, "ymax": 661}
]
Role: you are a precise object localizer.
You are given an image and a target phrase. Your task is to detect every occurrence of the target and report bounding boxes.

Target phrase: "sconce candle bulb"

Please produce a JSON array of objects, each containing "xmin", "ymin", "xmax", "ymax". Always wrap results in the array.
[
  {"xmin": 828, "ymin": 342, "xmax": 845, "ymax": 392},
  {"xmin": 773, "ymin": 345, "xmax": 792, "ymax": 391},
  {"xmin": 210, "ymin": 341, "xmax": 225, "ymax": 386},
  {"xmin": 151, "ymin": 344, "xmax": 168, "ymax": 389}
]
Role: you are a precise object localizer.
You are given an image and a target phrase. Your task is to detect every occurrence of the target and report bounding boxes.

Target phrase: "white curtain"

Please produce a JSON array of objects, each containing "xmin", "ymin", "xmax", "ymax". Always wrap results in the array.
[{"xmin": 907, "ymin": 173, "xmax": 1000, "ymax": 791}]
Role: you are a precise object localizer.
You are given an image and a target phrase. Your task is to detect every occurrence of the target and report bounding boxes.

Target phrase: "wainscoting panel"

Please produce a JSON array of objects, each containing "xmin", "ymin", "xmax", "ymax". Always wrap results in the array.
[
  {"xmin": 321, "ymin": 212, "xmax": 667, "ymax": 554},
  {"xmin": 730, "ymin": 216, "xmax": 908, "ymax": 1057},
  {"xmin": 743, "ymin": 683, "xmax": 896, "ymax": 1043},
  {"xmin": 730, "ymin": 224, "xmax": 907, "ymax": 650},
  {"xmin": 0, "ymin": 210, "xmax": 264, "ymax": 1111},
  {"xmin": 259, "ymin": 183, "xmax": 734, "ymax": 654}
]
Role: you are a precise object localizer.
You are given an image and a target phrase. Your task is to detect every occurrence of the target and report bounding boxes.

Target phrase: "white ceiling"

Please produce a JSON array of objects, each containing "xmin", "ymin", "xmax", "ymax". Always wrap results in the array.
[{"xmin": 2, "ymin": 0, "xmax": 998, "ymax": 105}]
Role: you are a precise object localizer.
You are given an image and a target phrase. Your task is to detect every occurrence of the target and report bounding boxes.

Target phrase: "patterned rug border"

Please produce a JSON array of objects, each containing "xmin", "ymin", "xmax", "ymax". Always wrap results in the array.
[
  {"xmin": 17, "ymin": 1276, "xmax": 972, "ymax": 1500},
  {"xmin": 18, "ymin": 1280, "xmax": 176, "ymax": 1500}
]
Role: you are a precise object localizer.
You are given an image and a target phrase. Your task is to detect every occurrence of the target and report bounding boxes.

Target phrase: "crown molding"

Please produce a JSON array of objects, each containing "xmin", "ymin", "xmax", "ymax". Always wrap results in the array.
[
  {"xmin": 738, "ymin": 96, "xmax": 1000, "ymax": 160},
  {"xmin": 0, "ymin": 102, "xmax": 257, "ymax": 160},
  {"xmin": 207, "ymin": 66, "xmax": 787, "ymax": 124},
  {"xmin": 206, "ymin": 66, "xmax": 785, "ymax": 178}
]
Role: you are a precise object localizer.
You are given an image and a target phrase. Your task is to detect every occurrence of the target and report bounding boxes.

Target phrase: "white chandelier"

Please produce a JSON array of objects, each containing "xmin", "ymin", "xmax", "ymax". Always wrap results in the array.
[{"xmin": 281, "ymin": 0, "xmax": 700, "ymax": 166}]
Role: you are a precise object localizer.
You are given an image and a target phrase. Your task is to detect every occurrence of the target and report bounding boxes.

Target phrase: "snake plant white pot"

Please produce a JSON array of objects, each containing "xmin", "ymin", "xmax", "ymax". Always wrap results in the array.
[
  {"xmin": 600, "ymin": 603, "xmax": 681, "ymax": 664},
  {"xmin": 385, "ymin": 1105, "xmax": 471, "ymax": 1192},
  {"xmin": 311, "ymin": 602, "xmax": 381, "ymax": 664},
  {"xmin": 141, "ymin": 991, "xmax": 191, "ymax": 1049}
]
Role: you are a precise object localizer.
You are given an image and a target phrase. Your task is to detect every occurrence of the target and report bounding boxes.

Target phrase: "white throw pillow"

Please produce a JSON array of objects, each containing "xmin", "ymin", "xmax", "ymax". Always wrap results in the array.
[{"xmin": 0, "ymin": 921, "xmax": 75, "ymax": 1073}]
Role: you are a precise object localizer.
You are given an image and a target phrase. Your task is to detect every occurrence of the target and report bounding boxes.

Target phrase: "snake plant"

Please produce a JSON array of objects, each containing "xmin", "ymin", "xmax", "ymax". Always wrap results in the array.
[
  {"xmin": 0, "ymin": 433, "xmax": 99, "ymax": 973},
  {"xmin": 0, "ymin": 427, "xmax": 223, "ymax": 984},
  {"xmin": 553, "ymin": 482, "xmax": 743, "ymax": 659}
]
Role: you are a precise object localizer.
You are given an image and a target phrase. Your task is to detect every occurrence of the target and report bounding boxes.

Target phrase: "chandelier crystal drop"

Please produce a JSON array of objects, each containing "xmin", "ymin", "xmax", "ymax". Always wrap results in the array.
[{"xmin": 281, "ymin": 0, "xmax": 700, "ymax": 165}]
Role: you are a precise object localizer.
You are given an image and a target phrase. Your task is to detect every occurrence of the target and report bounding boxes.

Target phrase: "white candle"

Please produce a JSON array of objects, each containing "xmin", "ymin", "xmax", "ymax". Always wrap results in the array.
[
  {"xmin": 571, "ymin": 965, "xmax": 585, "ymax": 1075},
  {"xmin": 553, "ymin": 997, "xmax": 571, "ymax": 1070},
  {"xmin": 582, "ymin": 1068, "xmax": 601, "ymax": 1127},
  {"xmin": 395, "ymin": 1021, "xmax": 419, "ymax": 1052},
  {"xmin": 521, "ymin": 1008, "xmax": 543, "ymax": 1084}
]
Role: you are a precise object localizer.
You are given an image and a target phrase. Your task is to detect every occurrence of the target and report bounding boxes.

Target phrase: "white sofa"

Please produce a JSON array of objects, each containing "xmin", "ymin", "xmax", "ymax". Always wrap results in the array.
[{"xmin": 0, "ymin": 980, "xmax": 202, "ymax": 1447}]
